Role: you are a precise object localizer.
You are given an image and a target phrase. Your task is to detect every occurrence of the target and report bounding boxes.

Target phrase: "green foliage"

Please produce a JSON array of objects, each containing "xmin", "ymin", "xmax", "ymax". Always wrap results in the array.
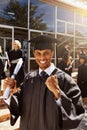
[
  {"xmin": 4, "ymin": 1, "xmax": 27, "ymax": 27},
  {"xmin": 30, "ymin": 3, "xmax": 47, "ymax": 30},
  {"xmin": 4, "ymin": 1, "xmax": 47, "ymax": 30}
]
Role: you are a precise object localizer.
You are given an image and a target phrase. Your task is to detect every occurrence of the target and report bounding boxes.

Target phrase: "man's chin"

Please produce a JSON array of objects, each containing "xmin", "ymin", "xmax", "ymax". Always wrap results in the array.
[{"xmin": 39, "ymin": 65, "xmax": 47, "ymax": 70}]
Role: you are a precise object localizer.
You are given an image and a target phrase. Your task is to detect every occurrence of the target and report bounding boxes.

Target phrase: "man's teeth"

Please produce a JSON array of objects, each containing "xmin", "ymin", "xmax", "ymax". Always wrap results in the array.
[{"xmin": 40, "ymin": 61, "xmax": 46, "ymax": 64}]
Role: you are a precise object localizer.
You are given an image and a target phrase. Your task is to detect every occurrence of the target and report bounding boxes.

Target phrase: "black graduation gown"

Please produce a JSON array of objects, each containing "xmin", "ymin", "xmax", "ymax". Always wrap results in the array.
[
  {"xmin": 77, "ymin": 64, "xmax": 87, "ymax": 98},
  {"xmin": 0, "ymin": 59, "xmax": 4, "ymax": 77},
  {"xmin": 8, "ymin": 49, "xmax": 24, "ymax": 86},
  {"xmin": 8, "ymin": 68, "xmax": 84, "ymax": 130},
  {"xmin": 0, "ymin": 58, "xmax": 6, "ymax": 81},
  {"xmin": 58, "ymin": 60, "xmax": 72, "ymax": 76}
]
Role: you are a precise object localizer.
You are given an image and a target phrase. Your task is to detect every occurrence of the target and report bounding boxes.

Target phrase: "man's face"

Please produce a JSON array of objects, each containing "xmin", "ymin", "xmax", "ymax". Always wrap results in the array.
[{"xmin": 34, "ymin": 49, "xmax": 54, "ymax": 70}]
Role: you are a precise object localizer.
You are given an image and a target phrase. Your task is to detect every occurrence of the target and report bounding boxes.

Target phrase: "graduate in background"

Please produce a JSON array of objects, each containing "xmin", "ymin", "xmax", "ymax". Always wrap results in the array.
[
  {"xmin": 0, "ymin": 58, "xmax": 5, "ymax": 84},
  {"xmin": 3, "ymin": 35, "xmax": 84, "ymax": 130},
  {"xmin": 77, "ymin": 54, "xmax": 87, "ymax": 98},
  {"xmin": 8, "ymin": 40, "xmax": 24, "ymax": 87},
  {"xmin": 58, "ymin": 50, "xmax": 73, "ymax": 76},
  {"xmin": 0, "ymin": 46, "xmax": 6, "ymax": 82}
]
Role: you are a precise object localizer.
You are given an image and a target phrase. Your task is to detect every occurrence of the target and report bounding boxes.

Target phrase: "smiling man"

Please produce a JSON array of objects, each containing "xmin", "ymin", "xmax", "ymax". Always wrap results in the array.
[
  {"xmin": 34, "ymin": 49, "xmax": 54, "ymax": 70},
  {"xmin": 3, "ymin": 35, "xmax": 84, "ymax": 130}
]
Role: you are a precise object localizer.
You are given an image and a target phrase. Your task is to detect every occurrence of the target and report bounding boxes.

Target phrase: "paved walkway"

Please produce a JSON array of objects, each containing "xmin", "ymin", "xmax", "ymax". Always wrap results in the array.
[{"xmin": 0, "ymin": 95, "xmax": 19, "ymax": 130}]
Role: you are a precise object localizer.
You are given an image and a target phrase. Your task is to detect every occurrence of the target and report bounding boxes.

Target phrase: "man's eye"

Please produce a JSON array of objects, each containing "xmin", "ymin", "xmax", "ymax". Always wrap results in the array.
[
  {"xmin": 44, "ymin": 52, "xmax": 50, "ymax": 55},
  {"xmin": 35, "ymin": 53, "xmax": 40, "ymax": 56}
]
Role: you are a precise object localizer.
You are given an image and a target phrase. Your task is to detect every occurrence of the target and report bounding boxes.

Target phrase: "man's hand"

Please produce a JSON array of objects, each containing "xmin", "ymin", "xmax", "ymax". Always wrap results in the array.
[
  {"xmin": 45, "ymin": 75, "xmax": 60, "ymax": 99},
  {"xmin": 4, "ymin": 78, "xmax": 15, "ymax": 88},
  {"xmin": 3, "ymin": 78, "xmax": 18, "ymax": 94}
]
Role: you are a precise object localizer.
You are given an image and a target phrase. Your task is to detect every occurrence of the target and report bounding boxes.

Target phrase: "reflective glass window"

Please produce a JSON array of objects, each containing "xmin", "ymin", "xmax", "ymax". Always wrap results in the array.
[
  {"xmin": 0, "ymin": 0, "xmax": 28, "ymax": 28},
  {"xmin": 57, "ymin": 7, "xmax": 74, "ymax": 23},
  {"xmin": 57, "ymin": 21, "xmax": 65, "ymax": 33},
  {"xmin": 30, "ymin": 0, "xmax": 55, "ymax": 32}
]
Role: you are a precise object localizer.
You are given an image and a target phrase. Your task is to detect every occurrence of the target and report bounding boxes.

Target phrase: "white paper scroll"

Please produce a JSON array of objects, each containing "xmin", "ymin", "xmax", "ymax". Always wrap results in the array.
[
  {"xmin": 5, "ymin": 51, "xmax": 11, "ymax": 67},
  {"xmin": 5, "ymin": 51, "xmax": 10, "ymax": 62},
  {"xmin": 3, "ymin": 58, "xmax": 23, "ymax": 99},
  {"xmin": 67, "ymin": 60, "xmax": 74, "ymax": 70},
  {"xmin": 4, "ymin": 60, "xmax": 8, "ymax": 72}
]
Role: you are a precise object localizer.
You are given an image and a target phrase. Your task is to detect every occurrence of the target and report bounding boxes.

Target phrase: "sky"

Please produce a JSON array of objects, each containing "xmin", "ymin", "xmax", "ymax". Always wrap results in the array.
[
  {"xmin": 0, "ymin": 0, "xmax": 28, "ymax": 9},
  {"xmin": 0, "ymin": 0, "xmax": 10, "ymax": 9},
  {"xmin": 0, "ymin": 0, "xmax": 28, "ymax": 19},
  {"xmin": 0, "ymin": 0, "xmax": 10, "ymax": 4}
]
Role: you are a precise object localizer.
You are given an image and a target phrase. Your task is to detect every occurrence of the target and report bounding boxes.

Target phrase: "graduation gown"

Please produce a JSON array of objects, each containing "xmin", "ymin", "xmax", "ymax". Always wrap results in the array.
[
  {"xmin": 8, "ymin": 49, "xmax": 24, "ymax": 86},
  {"xmin": 0, "ymin": 59, "xmax": 4, "ymax": 77},
  {"xmin": 8, "ymin": 68, "xmax": 84, "ymax": 130},
  {"xmin": 77, "ymin": 64, "xmax": 87, "ymax": 98},
  {"xmin": 0, "ymin": 58, "xmax": 5, "ymax": 80},
  {"xmin": 58, "ymin": 60, "xmax": 72, "ymax": 76}
]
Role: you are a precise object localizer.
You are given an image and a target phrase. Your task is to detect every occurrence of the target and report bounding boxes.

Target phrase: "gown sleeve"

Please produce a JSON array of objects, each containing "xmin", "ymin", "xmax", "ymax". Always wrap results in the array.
[
  {"xmin": 6, "ymin": 85, "xmax": 23, "ymax": 126},
  {"xmin": 56, "ymin": 73, "xmax": 84, "ymax": 129}
]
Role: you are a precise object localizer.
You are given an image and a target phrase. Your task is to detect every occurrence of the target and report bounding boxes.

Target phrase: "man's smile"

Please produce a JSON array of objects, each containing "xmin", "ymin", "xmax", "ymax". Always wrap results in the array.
[{"xmin": 40, "ymin": 60, "xmax": 46, "ymax": 64}]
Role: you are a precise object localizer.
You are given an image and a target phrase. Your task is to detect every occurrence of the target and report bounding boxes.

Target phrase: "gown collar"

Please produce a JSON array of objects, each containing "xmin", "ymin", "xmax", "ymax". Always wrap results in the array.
[{"xmin": 39, "ymin": 63, "xmax": 56, "ymax": 76}]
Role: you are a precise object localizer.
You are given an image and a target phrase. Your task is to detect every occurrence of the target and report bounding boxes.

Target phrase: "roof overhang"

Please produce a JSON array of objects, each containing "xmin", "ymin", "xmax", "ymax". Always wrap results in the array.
[{"xmin": 39, "ymin": 0, "xmax": 87, "ymax": 16}]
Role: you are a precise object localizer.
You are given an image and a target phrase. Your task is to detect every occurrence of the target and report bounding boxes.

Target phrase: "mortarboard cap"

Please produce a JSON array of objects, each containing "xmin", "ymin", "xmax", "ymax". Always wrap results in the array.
[
  {"xmin": 29, "ymin": 35, "xmax": 58, "ymax": 50},
  {"xmin": 79, "ymin": 53, "xmax": 87, "ymax": 60}
]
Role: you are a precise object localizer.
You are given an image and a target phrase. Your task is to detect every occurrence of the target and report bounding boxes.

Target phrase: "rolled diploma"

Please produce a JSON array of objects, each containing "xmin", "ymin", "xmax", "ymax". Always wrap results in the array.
[
  {"xmin": 3, "ymin": 58, "xmax": 23, "ymax": 99},
  {"xmin": 5, "ymin": 51, "xmax": 11, "ymax": 67},
  {"xmin": 4, "ymin": 60, "xmax": 8, "ymax": 72},
  {"xmin": 5, "ymin": 51, "xmax": 10, "ymax": 62},
  {"xmin": 68, "ymin": 60, "xmax": 74, "ymax": 69}
]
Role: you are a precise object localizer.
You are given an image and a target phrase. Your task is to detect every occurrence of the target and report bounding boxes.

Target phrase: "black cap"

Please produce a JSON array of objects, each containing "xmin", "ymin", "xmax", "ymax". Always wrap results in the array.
[
  {"xmin": 29, "ymin": 35, "xmax": 58, "ymax": 50},
  {"xmin": 79, "ymin": 53, "xmax": 87, "ymax": 60}
]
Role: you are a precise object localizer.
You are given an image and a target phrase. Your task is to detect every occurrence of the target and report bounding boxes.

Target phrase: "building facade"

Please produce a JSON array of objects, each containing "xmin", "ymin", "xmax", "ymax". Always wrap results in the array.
[{"xmin": 0, "ymin": 0, "xmax": 87, "ymax": 71}]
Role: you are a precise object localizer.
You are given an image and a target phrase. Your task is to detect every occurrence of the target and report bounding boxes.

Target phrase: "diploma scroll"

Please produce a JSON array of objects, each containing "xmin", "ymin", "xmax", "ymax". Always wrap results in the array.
[
  {"xmin": 4, "ymin": 60, "xmax": 8, "ymax": 72},
  {"xmin": 5, "ymin": 51, "xmax": 11, "ymax": 67},
  {"xmin": 5, "ymin": 51, "xmax": 10, "ymax": 62},
  {"xmin": 65, "ymin": 60, "xmax": 74, "ymax": 70},
  {"xmin": 3, "ymin": 58, "xmax": 23, "ymax": 99},
  {"xmin": 68, "ymin": 60, "xmax": 74, "ymax": 70}
]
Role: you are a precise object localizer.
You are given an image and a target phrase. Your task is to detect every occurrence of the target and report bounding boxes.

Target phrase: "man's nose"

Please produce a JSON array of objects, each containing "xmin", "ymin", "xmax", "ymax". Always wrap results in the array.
[{"xmin": 40, "ymin": 54, "xmax": 45, "ymax": 59}]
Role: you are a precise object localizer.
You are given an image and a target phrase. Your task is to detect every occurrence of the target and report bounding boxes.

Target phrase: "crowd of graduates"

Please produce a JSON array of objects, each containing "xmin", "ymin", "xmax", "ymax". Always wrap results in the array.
[{"xmin": 57, "ymin": 44, "xmax": 87, "ymax": 99}]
